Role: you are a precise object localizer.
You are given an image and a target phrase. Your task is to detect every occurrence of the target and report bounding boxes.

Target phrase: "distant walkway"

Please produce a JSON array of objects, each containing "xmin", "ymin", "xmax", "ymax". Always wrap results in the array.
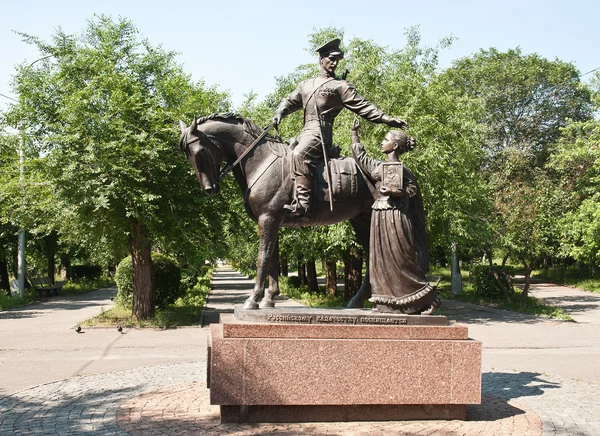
[
  {"xmin": 202, "ymin": 268, "xmax": 300, "ymax": 326},
  {"xmin": 520, "ymin": 279, "xmax": 600, "ymax": 324}
]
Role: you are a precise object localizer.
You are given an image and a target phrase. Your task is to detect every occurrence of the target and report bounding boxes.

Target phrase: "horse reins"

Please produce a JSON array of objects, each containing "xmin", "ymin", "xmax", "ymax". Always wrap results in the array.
[
  {"xmin": 216, "ymin": 122, "xmax": 276, "ymax": 182},
  {"xmin": 185, "ymin": 122, "xmax": 277, "ymax": 183}
]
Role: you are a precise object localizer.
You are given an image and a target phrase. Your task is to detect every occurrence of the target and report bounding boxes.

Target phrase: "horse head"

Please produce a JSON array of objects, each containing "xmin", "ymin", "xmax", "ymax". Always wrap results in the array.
[{"xmin": 179, "ymin": 117, "xmax": 223, "ymax": 195}]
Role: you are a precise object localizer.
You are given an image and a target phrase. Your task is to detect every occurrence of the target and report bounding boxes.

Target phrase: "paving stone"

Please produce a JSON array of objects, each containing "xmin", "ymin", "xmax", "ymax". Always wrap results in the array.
[{"xmin": 2, "ymin": 267, "xmax": 600, "ymax": 435}]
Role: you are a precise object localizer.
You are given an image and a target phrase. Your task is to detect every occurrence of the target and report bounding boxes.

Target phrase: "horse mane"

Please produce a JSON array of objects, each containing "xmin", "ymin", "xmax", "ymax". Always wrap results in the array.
[
  {"xmin": 195, "ymin": 112, "xmax": 243, "ymax": 126},
  {"xmin": 196, "ymin": 112, "xmax": 276, "ymax": 142}
]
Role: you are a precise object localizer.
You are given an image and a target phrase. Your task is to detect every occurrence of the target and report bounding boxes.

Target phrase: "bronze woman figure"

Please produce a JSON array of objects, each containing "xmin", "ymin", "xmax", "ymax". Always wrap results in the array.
[{"xmin": 351, "ymin": 121, "xmax": 440, "ymax": 314}]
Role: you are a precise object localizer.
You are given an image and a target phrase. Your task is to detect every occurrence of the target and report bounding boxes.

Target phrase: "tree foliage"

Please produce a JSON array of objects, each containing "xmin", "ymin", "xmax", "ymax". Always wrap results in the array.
[
  {"xmin": 549, "ymin": 115, "xmax": 600, "ymax": 264},
  {"xmin": 5, "ymin": 15, "xmax": 230, "ymax": 317},
  {"xmin": 442, "ymin": 47, "xmax": 594, "ymax": 291},
  {"xmin": 443, "ymin": 47, "xmax": 593, "ymax": 169}
]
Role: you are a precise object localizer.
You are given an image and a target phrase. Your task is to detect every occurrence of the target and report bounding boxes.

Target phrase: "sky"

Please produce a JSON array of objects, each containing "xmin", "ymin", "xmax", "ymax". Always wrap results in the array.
[{"xmin": 1, "ymin": 0, "xmax": 599, "ymax": 112}]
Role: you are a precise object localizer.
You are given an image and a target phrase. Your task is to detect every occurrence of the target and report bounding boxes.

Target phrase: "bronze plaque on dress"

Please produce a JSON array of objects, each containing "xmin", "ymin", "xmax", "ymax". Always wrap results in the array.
[{"xmin": 380, "ymin": 162, "xmax": 403, "ymax": 195}]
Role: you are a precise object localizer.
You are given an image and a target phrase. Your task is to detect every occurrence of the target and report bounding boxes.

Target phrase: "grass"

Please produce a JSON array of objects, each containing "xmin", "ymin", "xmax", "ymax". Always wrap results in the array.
[
  {"xmin": 532, "ymin": 267, "xmax": 600, "ymax": 294},
  {"xmin": 279, "ymin": 276, "xmax": 347, "ymax": 308},
  {"xmin": 62, "ymin": 277, "xmax": 115, "ymax": 294},
  {"xmin": 279, "ymin": 265, "xmax": 573, "ymax": 320},
  {"xmin": 434, "ymin": 266, "xmax": 574, "ymax": 321},
  {"xmin": 0, "ymin": 291, "xmax": 35, "ymax": 310},
  {"xmin": 81, "ymin": 274, "xmax": 211, "ymax": 328}
]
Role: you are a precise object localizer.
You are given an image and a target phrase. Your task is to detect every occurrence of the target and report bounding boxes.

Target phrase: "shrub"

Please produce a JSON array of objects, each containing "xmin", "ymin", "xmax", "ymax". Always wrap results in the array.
[
  {"xmin": 70, "ymin": 265, "xmax": 103, "ymax": 280},
  {"xmin": 115, "ymin": 253, "xmax": 182, "ymax": 309},
  {"xmin": 470, "ymin": 264, "xmax": 515, "ymax": 299},
  {"xmin": 286, "ymin": 276, "xmax": 302, "ymax": 288}
]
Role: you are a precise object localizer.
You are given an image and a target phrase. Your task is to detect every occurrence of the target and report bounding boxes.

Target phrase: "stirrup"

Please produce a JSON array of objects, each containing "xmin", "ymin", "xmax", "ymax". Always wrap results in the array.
[
  {"xmin": 283, "ymin": 201, "xmax": 311, "ymax": 221},
  {"xmin": 283, "ymin": 200, "xmax": 299, "ymax": 213}
]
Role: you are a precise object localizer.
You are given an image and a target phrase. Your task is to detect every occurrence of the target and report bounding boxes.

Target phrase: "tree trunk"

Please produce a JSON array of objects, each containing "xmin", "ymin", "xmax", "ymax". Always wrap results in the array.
[
  {"xmin": 280, "ymin": 251, "xmax": 288, "ymax": 277},
  {"xmin": 297, "ymin": 258, "xmax": 306, "ymax": 285},
  {"xmin": 12, "ymin": 250, "xmax": 18, "ymax": 282},
  {"xmin": 0, "ymin": 258, "xmax": 10, "ymax": 296},
  {"xmin": 521, "ymin": 259, "xmax": 532, "ymax": 299},
  {"xmin": 60, "ymin": 254, "xmax": 71, "ymax": 280},
  {"xmin": 44, "ymin": 232, "xmax": 58, "ymax": 284},
  {"xmin": 47, "ymin": 250, "xmax": 56, "ymax": 285},
  {"xmin": 325, "ymin": 259, "xmax": 337, "ymax": 296},
  {"xmin": 501, "ymin": 251, "xmax": 510, "ymax": 269},
  {"xmin": 129, "ymin": 221, "xmax": 154, "ymax": 320},
  {"xmin": 485, "ymin": 248, "xmax": 511, "ymax": 302},
  {"xmin": 344, "ymin": 246, "xmax": 362, "ymax": 300},
  {"xmin": 306, "ymin": 259, "xmax": 319, "ymax": 293}
]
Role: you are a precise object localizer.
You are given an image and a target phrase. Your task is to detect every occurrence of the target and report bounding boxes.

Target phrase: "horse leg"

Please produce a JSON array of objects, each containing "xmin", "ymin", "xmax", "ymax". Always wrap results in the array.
[
  {"xmin": 260, "ymin": 238, "xmax": 280, "ymax": 308},
  {"xmin": 348, "ymin": 213, "xmax": 372, "ymax": 308},
  {"xmin": 243, "ymin": 214, "xmax": 279, "ymax": 310}
]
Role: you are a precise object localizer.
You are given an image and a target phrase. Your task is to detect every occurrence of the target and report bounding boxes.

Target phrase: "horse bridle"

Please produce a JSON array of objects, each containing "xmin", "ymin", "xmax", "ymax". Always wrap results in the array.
[
  {"xmin": 185, "ymin": 123, "xmax": 276, "ymax": 183},
  {"xmin": 184, "ymin": 131, "xmax": 230, "ymax": 181}
]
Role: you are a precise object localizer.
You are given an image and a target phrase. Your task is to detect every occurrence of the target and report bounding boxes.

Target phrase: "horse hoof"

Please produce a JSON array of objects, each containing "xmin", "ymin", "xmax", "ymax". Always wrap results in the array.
[
  {"xmin": 243, "ymin": 300, "xmax": 259, "ymax": 310},
  {"xmin": 259, "ymin": 300, "xmax": 275, "ymax": 309}
]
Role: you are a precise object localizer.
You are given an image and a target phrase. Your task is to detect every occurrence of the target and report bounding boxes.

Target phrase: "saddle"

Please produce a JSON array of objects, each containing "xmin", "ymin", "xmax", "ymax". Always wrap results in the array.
[
  {"xmin": 247, "ymin": 139, "xmax": 361, "ymax": 217},
  {"xmin": 315, "ymin": 156, "xmax": 359, "ymax": 202}
]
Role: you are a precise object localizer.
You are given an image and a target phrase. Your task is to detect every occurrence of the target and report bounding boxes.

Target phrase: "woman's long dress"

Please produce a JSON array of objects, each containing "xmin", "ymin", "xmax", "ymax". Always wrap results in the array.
[{"xmin": 353, "ymin": 144, "xmax": 437, "ymax": 314}]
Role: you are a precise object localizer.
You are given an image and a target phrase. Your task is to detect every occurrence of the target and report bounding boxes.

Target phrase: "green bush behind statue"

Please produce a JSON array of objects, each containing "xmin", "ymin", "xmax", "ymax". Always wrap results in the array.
[
  {"xmin": 470, "ymin": 264, "xmax": 516, "ymax": 299},
  {"xmin": 70, "ymin": 265, "xmax": 103, "ymax": 280},
  {"xmin": 115, "ymin": 253, "xmax": 182, "ymax": 309}
]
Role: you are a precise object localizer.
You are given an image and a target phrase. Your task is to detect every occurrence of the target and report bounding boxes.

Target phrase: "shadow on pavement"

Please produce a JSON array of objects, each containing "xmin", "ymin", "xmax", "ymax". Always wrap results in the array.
[
  {"xmin": 482, "ymin": 371, "xmax": 561, "ymax": 400},
  {"xmin": 211, "ymin": 273, "xmax": 250, "ymax": 280},
  {"xmin": 210, "ymin": 282, "xmax": 254, "ymax": 291},
  {"xmin": 534, "ymin": 294, "xmax": 600, "ymax": 312},
  {"xmin": 0, "ymin": 288, "xmax": 117, "ymax": 319},
  {"xmin": 442, "ymin": 300, "xmax": 549, "ymax": 325},
  {"xmin": 467, "ymin": 395, "xmax": 527, "ymax": 421},
  {"xmin": 0, "ymin": 310, "xmax": 46, "ymax": 320}
]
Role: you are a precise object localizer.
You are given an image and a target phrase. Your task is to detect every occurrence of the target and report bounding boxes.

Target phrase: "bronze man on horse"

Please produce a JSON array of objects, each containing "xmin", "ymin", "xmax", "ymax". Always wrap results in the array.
[{"xmin": 272, "ymin": 38, "xmax": 408, "ymax": 221}]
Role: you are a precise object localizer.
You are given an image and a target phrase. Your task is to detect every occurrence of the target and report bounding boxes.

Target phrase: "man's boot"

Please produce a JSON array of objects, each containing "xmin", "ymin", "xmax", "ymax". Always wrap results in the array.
[
  {"xmin": 295, "ymin": 168, "xmax": 314, "ymax": 221},
  {"xmin": 284, "ymin": 157, "xmax": 314, "ymax": 221}
]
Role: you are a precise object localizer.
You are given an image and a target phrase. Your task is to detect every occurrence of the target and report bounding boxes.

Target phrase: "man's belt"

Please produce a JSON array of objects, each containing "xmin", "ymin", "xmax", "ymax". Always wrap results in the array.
[{"xmin": 305, "ymin": 117, "xmax": 333, "ymax": 126}]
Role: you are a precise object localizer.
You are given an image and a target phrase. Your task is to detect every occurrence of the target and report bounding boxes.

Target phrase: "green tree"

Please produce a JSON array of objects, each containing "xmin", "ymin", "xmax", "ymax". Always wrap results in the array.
[
  {"xmin": 443, "ymin": 47, "xmax": 592, "ymax": 169},
  {"xmin": 6, "ymin": 15, "xmax": 229, "ymax": 318},
  {"xmin": 0, "ymin": 132, "xmax": 21, "ymax": 293},
  {"xmin": 443, "ymin": 48, "xmax": 594, "ymax": 292},
  {"xmin": 549, "ymin": 115, "xmax": 600, "ymax": 266},
  {"xmin": 493, "ymin": 166, "xmax": 565, "ymax": 296}
]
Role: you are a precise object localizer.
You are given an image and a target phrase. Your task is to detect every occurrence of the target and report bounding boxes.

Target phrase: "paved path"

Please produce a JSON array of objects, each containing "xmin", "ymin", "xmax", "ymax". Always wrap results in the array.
[
  {"xmin": 1, "ymin": 268, "xmax": 600, "ymax": 435},
  {"xmin": 0, "ymin": 287, "xmax": 207, "ymax": 395},
  {"xmin": 442, "ymin": 279, "xmax": 600, "ymax": 384},
  {"xmin": 524, "ymin": 279, "xmax": 600, "ymax": 324}
]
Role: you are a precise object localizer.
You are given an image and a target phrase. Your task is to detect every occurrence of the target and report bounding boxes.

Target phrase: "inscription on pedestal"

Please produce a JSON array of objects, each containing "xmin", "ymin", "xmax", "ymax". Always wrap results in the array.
[{"xmin": 235, "ymin": 306, "xmax": 447, "ymax": 326}]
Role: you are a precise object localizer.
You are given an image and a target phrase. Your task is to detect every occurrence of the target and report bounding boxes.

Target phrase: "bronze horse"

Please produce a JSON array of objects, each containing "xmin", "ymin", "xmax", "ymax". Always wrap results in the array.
[{"xmin": 179, "ymin": 113, "xmax": 374, "ymax": 309}]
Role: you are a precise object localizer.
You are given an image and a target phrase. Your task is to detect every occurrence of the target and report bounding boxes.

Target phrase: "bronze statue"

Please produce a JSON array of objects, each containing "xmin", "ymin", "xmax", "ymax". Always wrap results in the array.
[
  {"xmin": 179, "ymin": 113, "xmax": 376, "ymax": 310},
  {"xmin": 272, "ymin": 38, "xmax": 407, "ymax": 221},
  {"xmin": 351, "ymin": 120, "xmax": 440, "ymax": 314}
]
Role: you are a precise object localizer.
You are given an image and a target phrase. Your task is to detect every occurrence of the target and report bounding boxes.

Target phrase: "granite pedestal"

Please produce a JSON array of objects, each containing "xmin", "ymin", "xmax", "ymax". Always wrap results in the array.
[{"xmin": 208, "ymin": 307, "xmax": 481, "ymax": 423}]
